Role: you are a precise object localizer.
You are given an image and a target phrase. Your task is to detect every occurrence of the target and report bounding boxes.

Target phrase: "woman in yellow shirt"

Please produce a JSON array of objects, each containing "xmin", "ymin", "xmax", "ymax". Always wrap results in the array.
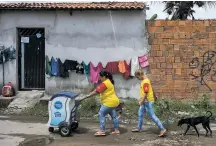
[
  {"xmin": 86, "ymin": 71, "xmax": 120, "ymax": 136},
  {"xmin": 132, "ymin": 69, "xmax": 167, "ymax": 137}
]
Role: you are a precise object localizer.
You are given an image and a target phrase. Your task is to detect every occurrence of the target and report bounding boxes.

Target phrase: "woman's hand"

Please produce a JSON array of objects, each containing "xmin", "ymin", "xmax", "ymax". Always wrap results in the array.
[{"xmin": 139, "ymin": 100, "xmax": 143, "ymax": 106}]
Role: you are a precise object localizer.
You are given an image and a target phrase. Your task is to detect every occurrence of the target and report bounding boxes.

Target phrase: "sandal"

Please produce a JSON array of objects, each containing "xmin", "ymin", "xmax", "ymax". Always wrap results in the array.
[
  {"xmin": 158, "ymin": 129, "xmax": 167, "ymax": 137},
  {"xmin": 94, "ymin": 130, "xmax": 106, "ymax": 136},
  {"xmin": 132, "ymin": 129, "xmax": 141, "ymax": 133},
  {"xmin": 111, "ymin": 130, "xmax": 120, "ymax": 135}
]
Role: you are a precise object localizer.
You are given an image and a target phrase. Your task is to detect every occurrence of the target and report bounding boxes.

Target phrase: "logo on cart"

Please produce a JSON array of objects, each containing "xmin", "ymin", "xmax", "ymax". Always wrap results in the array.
[
  {"xmin": 54, "ymin": 101, "xmax": 62, "ymax": 109},
  {"xmin": 54, "ymin": 112, "xmax": 61, "ymax": 117}
]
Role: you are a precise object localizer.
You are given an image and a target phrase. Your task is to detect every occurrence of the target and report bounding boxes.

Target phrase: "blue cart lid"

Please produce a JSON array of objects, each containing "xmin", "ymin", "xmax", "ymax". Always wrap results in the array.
[{"xmin": 50, "ymin": 91, "xmax": 79, "ymax": 101}]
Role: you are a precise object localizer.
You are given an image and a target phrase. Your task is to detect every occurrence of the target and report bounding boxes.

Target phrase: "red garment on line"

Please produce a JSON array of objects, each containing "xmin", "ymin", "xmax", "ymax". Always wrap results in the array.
[{"xmin": 104, "ymin": 61, "xmax": 119, "ymax": 74}]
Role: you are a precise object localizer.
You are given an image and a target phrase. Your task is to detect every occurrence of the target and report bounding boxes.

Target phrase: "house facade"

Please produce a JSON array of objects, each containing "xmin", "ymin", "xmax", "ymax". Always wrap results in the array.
[{"xmin": 0, "ymin": 2, "xmax": 149, "ymax": 98}]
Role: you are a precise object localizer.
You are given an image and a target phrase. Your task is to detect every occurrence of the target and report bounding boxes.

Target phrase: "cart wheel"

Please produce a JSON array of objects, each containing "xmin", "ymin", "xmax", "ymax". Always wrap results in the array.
[
  {"xmin": 59, "ymin": 125, "xmax": 72, "ymax": 137},
  {"xmin": 48, "ymin": 127, "xmax": 54, "ymax": 133},
  {"xmin": 71, "ymin": 122, "xmax": 79, "ymax": 131}
]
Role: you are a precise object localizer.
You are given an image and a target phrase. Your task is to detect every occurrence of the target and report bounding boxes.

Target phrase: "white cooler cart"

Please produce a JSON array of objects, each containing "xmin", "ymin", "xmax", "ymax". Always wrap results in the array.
[{"xmin": 47, "ymin": 91, "xmax": 81, "ymax": 137}]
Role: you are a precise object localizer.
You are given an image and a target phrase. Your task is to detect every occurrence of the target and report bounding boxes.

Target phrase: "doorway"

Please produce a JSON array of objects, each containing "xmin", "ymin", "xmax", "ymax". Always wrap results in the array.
[{"xmin": 17, "ymin": 28, "xmax": 45, "ymax": 90}]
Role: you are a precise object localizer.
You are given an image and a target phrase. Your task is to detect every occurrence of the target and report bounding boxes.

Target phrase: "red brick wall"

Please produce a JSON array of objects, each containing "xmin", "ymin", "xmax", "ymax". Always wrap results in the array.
[{"xmin": 147, "ymin": 20, "xmax": 216, "ymax": 100}]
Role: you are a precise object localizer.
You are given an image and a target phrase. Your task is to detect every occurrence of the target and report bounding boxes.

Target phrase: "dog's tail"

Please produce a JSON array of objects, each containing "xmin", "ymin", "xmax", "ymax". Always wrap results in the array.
[{"xmin": 206, "ymin": 111, "xmax": 213, "ymax": 119}]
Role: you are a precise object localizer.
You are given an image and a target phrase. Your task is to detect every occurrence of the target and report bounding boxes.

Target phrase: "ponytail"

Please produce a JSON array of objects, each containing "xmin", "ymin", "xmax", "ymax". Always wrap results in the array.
[{"xmin": 99, "ymin": 71, "xmax": 115, "ymax": 85}]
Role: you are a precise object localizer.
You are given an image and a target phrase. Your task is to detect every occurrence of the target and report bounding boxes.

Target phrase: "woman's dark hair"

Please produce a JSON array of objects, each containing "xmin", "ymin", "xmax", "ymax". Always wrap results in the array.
[{"xmin": 99, "ymin": 71, "xmax": 115, "ymax": 85}]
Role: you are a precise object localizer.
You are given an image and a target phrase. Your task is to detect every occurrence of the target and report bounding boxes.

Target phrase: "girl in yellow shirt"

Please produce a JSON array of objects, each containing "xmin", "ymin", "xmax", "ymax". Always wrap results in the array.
[
  {"xmin": 132, "ymin": 69, "xmax": 167, "ymax": 137},
  {"xmin": 86, "ymin": 71, "xmax": 120, "ymax": 136}
]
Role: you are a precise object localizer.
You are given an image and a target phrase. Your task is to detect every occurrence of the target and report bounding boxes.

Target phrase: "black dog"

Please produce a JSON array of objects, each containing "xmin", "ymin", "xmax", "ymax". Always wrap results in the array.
[{"xmin": 177, "ymin": 111, "xmax": 212, "ymax": 137}]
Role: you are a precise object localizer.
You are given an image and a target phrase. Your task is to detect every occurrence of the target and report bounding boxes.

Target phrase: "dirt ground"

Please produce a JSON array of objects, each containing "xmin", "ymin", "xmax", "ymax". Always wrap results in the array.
[{"xmin": 0, "ymin": 115, "xmax": 216, "ymax": 146}]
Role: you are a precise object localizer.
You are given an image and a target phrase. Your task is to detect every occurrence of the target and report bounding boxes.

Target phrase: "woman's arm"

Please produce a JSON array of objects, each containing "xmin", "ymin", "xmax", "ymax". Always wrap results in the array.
[{"xmin": 86, "ymin": 89, "xmax": 97, "ymax": 98}]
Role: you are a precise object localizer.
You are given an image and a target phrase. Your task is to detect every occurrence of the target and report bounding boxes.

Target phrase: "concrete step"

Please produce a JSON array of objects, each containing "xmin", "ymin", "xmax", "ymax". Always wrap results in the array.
[
  {"xmin": 0, "ymin": 96, "xmax": 15, "ymax": 108},
  {"xmin": 39, "ymin": 94, "xmax": 51, "ymax": 105},
  {"xmin": 4, "ymin": 90, "xmax": 45, "ymax": 114}
]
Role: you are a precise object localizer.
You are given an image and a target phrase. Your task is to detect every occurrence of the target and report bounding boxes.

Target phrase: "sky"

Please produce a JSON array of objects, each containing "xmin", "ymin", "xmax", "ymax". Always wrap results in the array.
[{"xmin": 0, "ymin": 1, "xmax": 216, "ymax": 19}]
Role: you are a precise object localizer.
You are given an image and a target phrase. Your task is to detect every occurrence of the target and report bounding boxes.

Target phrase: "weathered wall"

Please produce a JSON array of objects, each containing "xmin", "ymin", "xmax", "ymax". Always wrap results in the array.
[
  {"xmin": 147, "ymin": 20, "xmax": 216, "ymax": 100},
  {"xmin": 0, "ymin": 10, "xmax": 148, "ymax": 98}
]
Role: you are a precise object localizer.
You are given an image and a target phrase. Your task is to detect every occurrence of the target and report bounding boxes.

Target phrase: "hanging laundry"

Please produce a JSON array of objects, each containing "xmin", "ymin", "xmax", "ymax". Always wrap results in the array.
[
  {"xmin": 123, "ymin": 60, "xmax": 132, "ymax": 80},
  {"xmin": 75, "ymin": 63, "xmax": 84, "ymax": 74},
  {"xmin": 57, "ymin": 58, "xmax": 69, "ymax": 78},
  {"xmin": 118, "ymin": 61, "xmax": 126, "ymax": 73},
  {"xmin": 64, "ymin": 60, "xmax": 78, "ymax": 71},
  {"xmin": 45, "ymin": 55, "xmax": 51, "ymax": 75},
  {"xmin": 138, "ymin": 55, "xmax": 149, "ymax": 68},
  {"xmin": 104, "ymin": 61, "xmax": 119, "ymax": 74},
  {"xmin": 90, "ymin": 62, "xmax": 103, "ymax": 83},
  {"xmin": 51, "ymin": 57, "xmax": 59, "ymax": 76},
  {"xmin": 131, "ymin": 56, "xmax": 140, "ymax": 76},
  {"xmin": 82, "ymin": 61, "xmax": 90, "ymax": 75}
]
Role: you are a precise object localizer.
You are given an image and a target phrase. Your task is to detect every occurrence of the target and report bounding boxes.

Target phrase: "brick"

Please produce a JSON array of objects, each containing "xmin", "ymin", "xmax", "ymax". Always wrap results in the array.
[
  {"xmin": 158, "ymin": 57, "xmax": 166, "ymax": 62},
  {"xmin": 150, "ymin": 63, "xmax": 157, "ymax": 69},
  {"xmin": 174, "ymin": 33, "xmax": 180, "ymax": 39},
  {"xmin": 150, "ymin": 50, "xmax": 157, "ymax": 56},
  {"xmin": 179, "ymin": 26, "xmax": 194, "ymax": 32},
  {"xmin": 209, "ymin": 39, "xmax": 216, "ymax": 44},
  {"xmin": 156, "ymin": 63, "xmax": 161, "ymax": 68},
  {"xmin": 206, "ymin": 26, "xmax": 216, "ymax": 32},
  {"xmin": 148, "ymin": 57, "xmax": 154, "ymax": 63},
  {"xmin": 157, "ymin": 39, "xmax": 170, "ymax": 44},
  {"xmin": 209, "ymin": 45, "xmax": 216, "ymax": 50},
  {"xmin": 209, "ymin": 33, "xmax": 216, "ymax": 38},
  {"xmin": 193, "ymin": 26, "xmax": 206, "ymax": 32},
  {"xmin": 179, "ymin": 33, "xmax": 191, "ymax": 39},
  {"xmin": 192, "ymin": 32, "xmax": 209, "ymax": 39},
  {"xmin": 164, "ymin": 27, "xmax": 178, "ymax": 33},
  {"xmin": 194, "ymin": 39, "xmax": 209, "ymax": 44},
  {"xmin": 167, "ymin": 75, "xmax": 173, "ymax": 80},
  {"xmin": 175, "ymin": 57, "xmax": 181, "ymax": 63},
  {"xmin": 185, "ymin": 20, "xmax": 193, "ymax": 26},
  {"xmin": 148, "ymin": 38, "xmax": 158, "ymax": 45},
  {"xmin": 174, "ymin": 45, "xmax": 179, "ymax": 50},
  {"xmin": 193, "ymin": 21, "xmax": 204, "ymax": 26},
  {"xmin": 147, "ymin": 21, "xmax": 154, "ymax": 27},
  {"xmin": 173, "ymin": 63, "xmax": 178, "ymax": 69},
  {"xmin": 204, "ymin": 21, "xmax": 210, "ymax": 26},
  {"xmin": 167, "ymin": 63, "xmax": 173, "ymax": 69},
  {"xmin": 179, "ymin": 21, "xmax": 185, "ymax": 26},
  {"xmin": 174, "ymin": 50, "xmax": 181, "ymax": 56},
  {"xmin": 153, "ymin": 57, "xmax": 160, "ymax": 63},
  {"xmin": 194, "ymin": 51, "xmax": 200, "ymax": 57},
  {"xmin": 210, "ymin": 20, "xmax": 216, "ymax": 26},
  {"xmin": 170, "ymin": 39, "xmax": 193, "ymax": 44},
  {"xmin": 167, "ymin": 21, "xmax": 179, "ymax": 26},
  {"xmin": 156, "ymin": 33, "xmax": 173, "ymax": 39},
  {"xmin": 154, "ymin": 21, "xmax": 167, "ymax": 26},
  {"xmin": 151, "ymin": 45, "xmax": 160, "ymax": 51},
  {"xmin": 163, "ymin": 50, "xmax": 169, "ymax": 57},
  {"xmin": 156, "ymin": 51, "xmax": 163, "ymax": 56},
  {"xmin": 161, "ymin": 63, "xmax": 166, "ymax": 68},
  {"xmin": 148, "ymin": 26, "xmax": 164, "ymax": 33}
]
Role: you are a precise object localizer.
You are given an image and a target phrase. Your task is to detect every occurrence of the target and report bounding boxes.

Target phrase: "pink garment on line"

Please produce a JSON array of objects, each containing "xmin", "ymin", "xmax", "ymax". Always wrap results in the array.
[
  {"xmin": 90, "ymin": 62, "xmax": 104, "ymax": 83},
  {"xmin": 138, "ymin": 55, "xmax": 149, "ymax": 68}
]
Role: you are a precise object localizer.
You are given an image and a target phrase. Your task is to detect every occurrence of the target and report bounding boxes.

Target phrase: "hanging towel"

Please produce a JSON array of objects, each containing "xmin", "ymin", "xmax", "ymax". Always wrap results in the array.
[
  {"xmin": 57, "ymin": 58, "xmax": 69, "ymax": 78},
  {"xmin": 51, "ymin": 57, "xmax": 59, "ymax": 76},
  {"xmin": 63, "ymin": 60, "xmax": 78, "ymax": 71},
  {"xmin": 45, "ymin": 55, "xmax": 51, "ymax": 75},
  {"xmin": 82, "ymin": 61, "xmax": 90, "ymax": 74},
  {"xmin": 104, "ymin": 61, "xmax": 119, "ymax": 74},
  {"xmin": 90, "ymin": 62, "xmax": 103, "ymax": 83},
  {"xmin": 123, "ymin": 60, "xmax": 132, "ymax": 80},
  {"xmin": 138, "ymin": 55, "xmax": 149, "ymax": 68},
  {"xmin": 131, "ymin": 56, "xmax": 140, "ymax": 76},
  {"xmin": 118, "ymin": 61, "xmax": 126, "ymax": 73}
]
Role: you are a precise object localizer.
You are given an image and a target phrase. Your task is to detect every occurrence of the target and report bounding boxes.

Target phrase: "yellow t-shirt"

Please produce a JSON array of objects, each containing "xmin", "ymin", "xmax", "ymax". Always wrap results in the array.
[
  {"xmin": 97, "ymin": 79, "xmax": 119, "ymax": 107},
  {"xmin": 140, "ymin": 78, "xmax": 154, "ymax": 102}
]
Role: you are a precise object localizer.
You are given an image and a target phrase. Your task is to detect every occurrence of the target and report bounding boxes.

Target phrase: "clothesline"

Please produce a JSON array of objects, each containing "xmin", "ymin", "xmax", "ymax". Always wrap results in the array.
[{"xmin": 45, "ymin": 55, "xmax": 149, "ymax": 84}]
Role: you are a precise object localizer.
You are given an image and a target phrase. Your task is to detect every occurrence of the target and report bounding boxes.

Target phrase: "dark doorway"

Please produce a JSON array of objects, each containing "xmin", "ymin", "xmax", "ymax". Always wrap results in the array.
[{"xmin": 17, "ymin": 28, "xmax": 45, "ymax": 90}]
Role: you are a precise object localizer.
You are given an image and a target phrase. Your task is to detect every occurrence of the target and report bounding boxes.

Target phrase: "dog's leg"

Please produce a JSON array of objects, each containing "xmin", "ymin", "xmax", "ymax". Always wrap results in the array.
[
  {"xmin": 184, "ymin": 125, "xmax": 191, "ymax": 136},
  {"xmin": 193, "ymin": 125, "xmax": 200, "ymax": 137},
  {"xmin": 206, "ymin": 122, "xmax": 212, "ymax": 137},
  {"xmin": 202, "ymin": 123, "xmax": 209, "ymax": 136}
]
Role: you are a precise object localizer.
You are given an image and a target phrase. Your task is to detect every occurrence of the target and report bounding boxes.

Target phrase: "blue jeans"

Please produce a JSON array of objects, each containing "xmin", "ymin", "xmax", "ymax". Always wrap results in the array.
[
  {"xmin": 138, "ymin": 102, "xmax": 164, "ymax": 131},
  {"xmin": 99, "ymin": 105, "xmax": 119, "ymax": 131}
]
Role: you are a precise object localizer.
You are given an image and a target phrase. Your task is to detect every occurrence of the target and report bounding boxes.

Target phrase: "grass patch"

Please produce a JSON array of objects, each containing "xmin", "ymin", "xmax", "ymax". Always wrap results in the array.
[{"xmin": 21, "ymin": 93, "xmax": 216, "ymax": 123}]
